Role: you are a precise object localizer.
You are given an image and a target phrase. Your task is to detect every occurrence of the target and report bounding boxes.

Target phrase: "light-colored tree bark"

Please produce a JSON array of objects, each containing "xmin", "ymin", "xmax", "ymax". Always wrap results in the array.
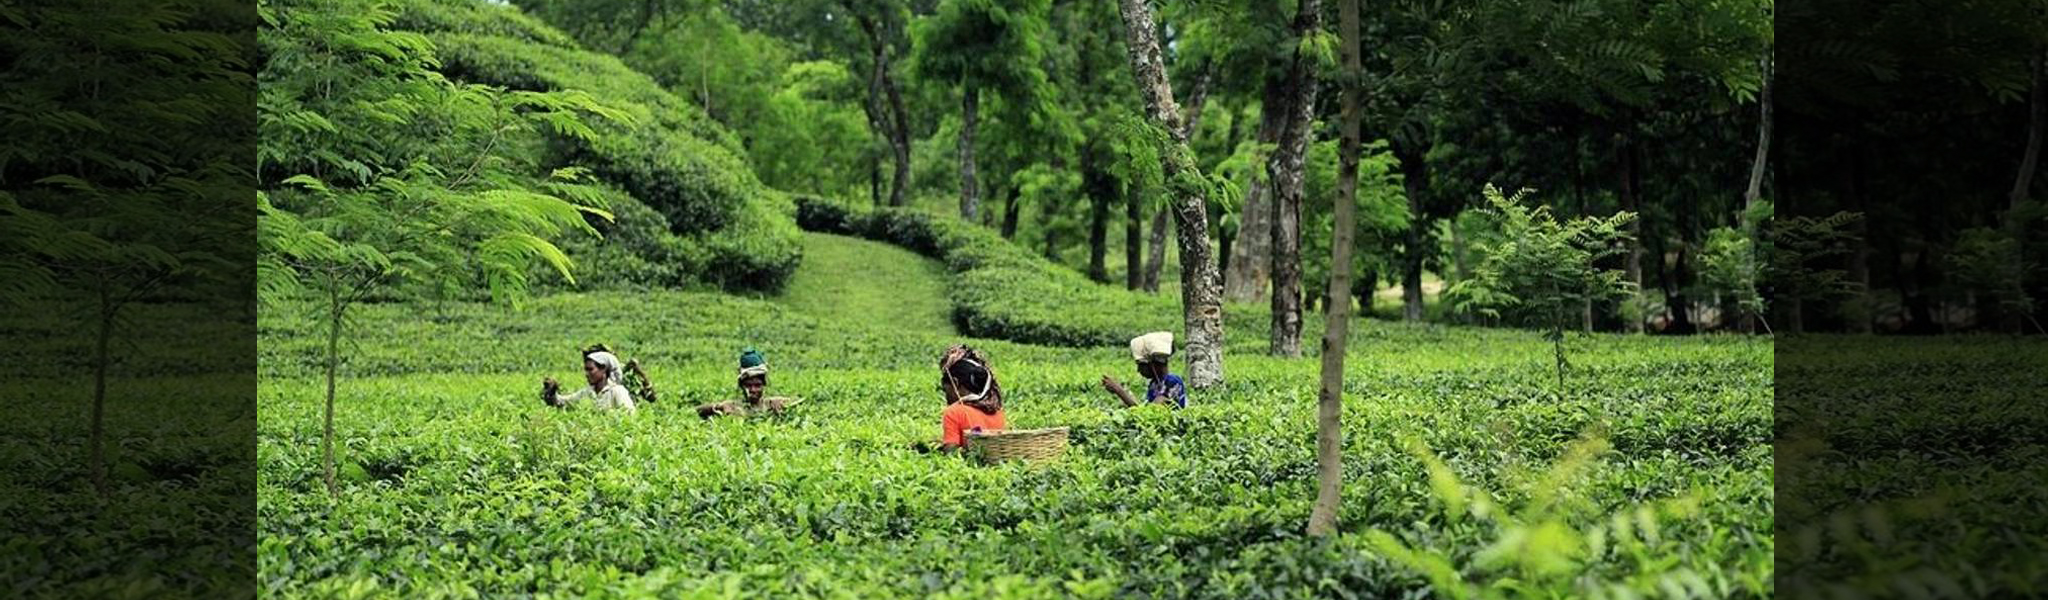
[
  {"xmin": 1739, "ymin": 53, "xmax": 1772, "ymax": 333},
  {"xmin": 1223, "ymin": 98, "xmax": 1283, "ymax": 303},
  {"xmin": 1115, "ymin": 0, "xmax": 1224, "ymax": 388}
]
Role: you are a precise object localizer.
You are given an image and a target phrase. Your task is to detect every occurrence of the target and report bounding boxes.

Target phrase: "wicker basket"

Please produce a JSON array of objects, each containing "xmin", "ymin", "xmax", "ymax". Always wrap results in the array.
[{"xmin": 965, "ymin": 427, "xmax": 1069, "ymax": 464}]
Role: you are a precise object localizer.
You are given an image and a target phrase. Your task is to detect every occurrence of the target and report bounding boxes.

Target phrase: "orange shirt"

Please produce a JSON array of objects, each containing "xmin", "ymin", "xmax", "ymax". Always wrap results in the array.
[{"xmin": 941, "ymin": 402, "xmax": 1006, "ymax": 447}]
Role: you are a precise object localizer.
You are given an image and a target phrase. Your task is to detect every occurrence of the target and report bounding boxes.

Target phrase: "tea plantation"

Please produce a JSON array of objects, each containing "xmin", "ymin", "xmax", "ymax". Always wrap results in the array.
[{"xmin": 252, "ymin": 232, "xmax": 1774, "ymax": 598}]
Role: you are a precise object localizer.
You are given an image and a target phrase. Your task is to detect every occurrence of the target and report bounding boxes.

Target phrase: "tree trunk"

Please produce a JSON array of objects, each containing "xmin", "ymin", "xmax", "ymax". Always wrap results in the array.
[
  {"xmin": 1087, "ymin": 145, "xmax": 1113, "ymax": 282},
  {"xmin": 1002, "ymin": 179, "xmax": 1022, "ymax": 239},
  {"xmin": 857, "ymin": 14, "xmax": 914, "ymax": 208},
  {"xmin": 1144, "ymin": 208, "xmax": 1170, "ymax": 291},
  {"xmin": 1737, "ymin": 57, "xmax": 1772, "ymax": 332},
  {"xmin": 1115, "ymin": 0, "xmax": 1225, "ymax": 388},
  {"xmin": 89, "ymin": 293, "xmax": 112, "ymax": 495},
  {"xmin": 1308, "ymin": 0, "xmax": 1359, "ymax": 537},
  {"xmin": 2005, "ymin": 49, "xmax": 2043, "ymax": 333},
  {"xmin": 869, "ymin": 154, "xmax": 883, "ymax": 206},
  {"xmin": 2011, "ymin": 50, "xmax": 2043, "ymax": 215},
  {"xmin": 1155, "ymin": 100, "xmax": 1238, "ymax": 292},
  {"xmin": 1648, "ymin": 229, "xmax": 1668, "ymax": 332},
  {"xmin": 1397, "ymin": 145, "xmax": 1429, "ymax": 321},
  {"xmin": 1847, "ymin": 145, "xmax": 1873, "ymax": 333},
  {"xmin": 884, "ymin": 69, "xmax": 912, "ymax": 207},
  {"xmin": 324, "ymin": 285, "xmax": 343, "ymax": 496},
  {"xmin": 1180, "ymin": 62, "xmax": 1214, "ymax": 140},
  {"xmin": 1743, "ymin": 58, "xmax": 1773, "ymax": 209},
  {"xmin": 1127, "ymin": 182, "xmax": 1144, "ymax": 289},
  {"xmin": 1267, "ymin": 0, "xmax": 1321, "ymax": 357},
  {"xmin": 1223, "ymin": 87, "xmax": 1287, "ymax": 304},
  {"xmin": 1218, "ymin": 228, "xmax": 1233, "ymax": 286},
  {"xmin": 1141, "ymin": 63, "xmax": 1209, "ymax": 292},
  {"xmin": 1619, "ymin": 134, "xmax": 1645, "ymax": 333},
  {"xmin": 959, "ymin": 85, "xmax": 980, "ymax": 221},
  {"xmin": 1357, "ymin": 267, "xmax": 1376, "ymax": 316},
  {"xmin": 1449, "ymin": 219, "xmax": 1469, "ymax": 284},
  {"xmin": 1668, "ymin": 196, "xmax": 1698, "ymax": 334},
  {"xmin": 860, "ymin": 21, "xmax": 891, "ymax": 207}
]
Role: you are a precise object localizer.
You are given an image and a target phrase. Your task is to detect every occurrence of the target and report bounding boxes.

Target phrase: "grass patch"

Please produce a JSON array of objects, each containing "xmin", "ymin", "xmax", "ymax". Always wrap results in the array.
[{"xmin": 778, "ymin": 232, "xmax": 956, "ymax": 335}]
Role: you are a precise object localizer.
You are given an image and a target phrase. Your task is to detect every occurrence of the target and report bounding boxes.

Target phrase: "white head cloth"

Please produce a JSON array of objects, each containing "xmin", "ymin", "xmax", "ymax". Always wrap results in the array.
[{"xmin": 1130, "ymin": 331, "xmax": 1174, "ymax": 362}]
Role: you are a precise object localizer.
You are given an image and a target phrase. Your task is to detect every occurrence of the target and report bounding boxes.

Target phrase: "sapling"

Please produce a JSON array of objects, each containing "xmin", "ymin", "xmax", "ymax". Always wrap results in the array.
[{"xmin": 1445, "ymin": 185, "xmax": 1634, "ymax": 393}]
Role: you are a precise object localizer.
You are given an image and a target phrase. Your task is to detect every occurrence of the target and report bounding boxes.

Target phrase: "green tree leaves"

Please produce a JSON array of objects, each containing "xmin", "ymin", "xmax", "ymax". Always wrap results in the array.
[{"xmin": 1446, "ymin": 185, "xmax": 1634, "ymax": 388}]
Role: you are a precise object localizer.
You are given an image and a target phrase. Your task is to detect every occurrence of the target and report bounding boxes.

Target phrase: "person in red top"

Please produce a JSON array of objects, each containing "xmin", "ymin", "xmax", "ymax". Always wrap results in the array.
[{"xmin": 936, "ymin": 344, "xmax": 1005, "ymax": 451}]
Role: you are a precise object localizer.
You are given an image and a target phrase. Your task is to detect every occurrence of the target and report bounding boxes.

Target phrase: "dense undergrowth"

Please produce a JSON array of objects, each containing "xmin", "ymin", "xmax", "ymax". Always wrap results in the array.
[
  {"xmin": 252, "ymin": 286, "xmax": 1774, "ymax": 598},
  {"xmin": 265, "ymin": 0, "xmax": 801, "ymax": 296}
]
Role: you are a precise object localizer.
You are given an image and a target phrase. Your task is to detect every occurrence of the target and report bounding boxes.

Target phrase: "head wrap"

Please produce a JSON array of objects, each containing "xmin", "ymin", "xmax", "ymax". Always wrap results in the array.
[
  {"xmin": 585, "ymin": 351, "xmax": 624, "ymax": 390},
  {"xmin": 737, "ymin": 347, "xmax": 769, "ymax": 380},
  {"xmin": 939, "ymin": 344, "xmax": 1002, "ymax": 414},
  {"xmin": 1130, "ymin": 331, "xmax": 1174, "ymax": 363}
]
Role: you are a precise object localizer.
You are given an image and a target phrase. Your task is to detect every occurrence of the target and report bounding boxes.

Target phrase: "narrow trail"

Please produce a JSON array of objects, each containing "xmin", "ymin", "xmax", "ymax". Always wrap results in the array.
[{"xmin": 777, "ymin": 232, "xmax": 957, "ymax": 336}]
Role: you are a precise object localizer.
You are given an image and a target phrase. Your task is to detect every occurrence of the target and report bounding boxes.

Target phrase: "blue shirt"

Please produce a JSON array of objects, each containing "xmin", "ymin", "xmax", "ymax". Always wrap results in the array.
[{"xmin": 1145, "ymin": 373, "xmax": 1188, "ymax": 409}]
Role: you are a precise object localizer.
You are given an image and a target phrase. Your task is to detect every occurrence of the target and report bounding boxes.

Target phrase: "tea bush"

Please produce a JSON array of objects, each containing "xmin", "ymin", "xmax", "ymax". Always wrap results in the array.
[
  {"xmin": 374, "ymin": 0, "xmax": 801, "ymax": 294},
  {"xmin": 254, "ymin": 285, "xmax": 1774, "ymax": 598},
  {"xmin": 1775, "ymin": 336, "xmax": 2048, "ymax": 597}
]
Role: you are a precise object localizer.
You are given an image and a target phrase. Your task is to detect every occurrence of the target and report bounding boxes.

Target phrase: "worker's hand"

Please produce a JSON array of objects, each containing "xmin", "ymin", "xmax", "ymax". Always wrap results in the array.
[
  {"xmin": 541, "ymin": 377, "xmax": 561, "ymax": 406},
  {"xmin": 1100, "ymin": 375, "xmax": 1123, "ymax": 393}
]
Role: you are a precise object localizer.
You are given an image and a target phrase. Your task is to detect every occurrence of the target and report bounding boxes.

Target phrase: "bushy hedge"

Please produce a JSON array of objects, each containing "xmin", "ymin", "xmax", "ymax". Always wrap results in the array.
[
  {"xmin": 389, "ymin": 0, "xmax": 799, "ymax": 293},
  {"xmin": 796, "ymin": 197, "xmax": 1179, "ymax": 346}
]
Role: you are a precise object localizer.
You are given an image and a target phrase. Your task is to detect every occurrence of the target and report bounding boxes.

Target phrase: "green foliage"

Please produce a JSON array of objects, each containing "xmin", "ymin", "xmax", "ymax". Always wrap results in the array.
[
  {"xmin": 1698, "ymin": 201, "xmax": 1771, "ymax": 331},
  {"xmin": 910, "ymin": 0, "xmax": 1052, "ymax": 101},
  {"xmin": 0, "ymin": 0, "xmax": 254, "ymax": 593},
  {"xmin": 260, "ymin": 0, "xmax": 803, "ymax": 295},
  {"xmin": 795, "ymin": 197, "xmax": 1179, "ymax": 346},
  {"xmin": 1763, "ymin": 211, "xmax": 1864, "ymax": 309},
  {"xmin": 257, "ymin": 0, "xmax": 613, "ymax": 307},
  {"xmin": 751, "ymin": 61, "xmax": 874, "ymax": 199},
  {"xmin": 547, "ymin": 188, "xmax": 708, "ymax": 291},
  {"xmin": 3, "ymin": 0, "xmax": 251, "ymax": 308},
  {"xmin": 1942, "ymin": 227, "xmax": 2034, "ymax": 319},
  {"xmin": 1700, "ymin": 226, "xmax": 1767, "ymax": 330},
  {"xmin": 516, "ymin": 0, "xmax": 876, "ymax": 202},
  {"xmin": 1446, "ymin": 185, "xmax": 1635, "ymax": 389},
  {"xmin": 1776, "ymin": 336, "xmax": 2048, "ymax": 597},
  {"xmin": 1367, "ymin": 435, "xmax": 1735, "ymax": 599},
  {"xmin": 1301, "ymin": 139, "xmax": 1411, "ymax": 303},
  {"xmin": 252, "ymin": 287, "xmax": 1772, "ymax": 597}
]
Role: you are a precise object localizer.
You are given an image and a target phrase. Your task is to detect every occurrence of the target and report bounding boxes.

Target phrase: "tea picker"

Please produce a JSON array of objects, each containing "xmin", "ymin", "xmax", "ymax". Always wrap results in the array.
[
  {"xmin": 697, "ymin": 347, "xmax": 801, "ymax": 418},
  {"xmin": 1100, "ymin": 331, "xmax": 1187, "ymax": 409},
  {"xmin": 539, "ymin": 345, "xmax": 638, "ymax": 413}
]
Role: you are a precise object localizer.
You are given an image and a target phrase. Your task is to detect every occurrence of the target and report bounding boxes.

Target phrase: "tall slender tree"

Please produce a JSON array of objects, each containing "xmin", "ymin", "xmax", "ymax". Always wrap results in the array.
[
  {"xmin": 1114, "ymin": 0, "xmax": 1225, "ymax": 387},
  {"xmin": 851, "ymin": 4, "xmax": 915, "ymax": 206},
  {"xmin": 912, "ymin": 0, "xmax": 1051, "ymax": 221},
  {"xmin": 1308, "ymin": 0, "xmax": 1361, "ymax": 537}
]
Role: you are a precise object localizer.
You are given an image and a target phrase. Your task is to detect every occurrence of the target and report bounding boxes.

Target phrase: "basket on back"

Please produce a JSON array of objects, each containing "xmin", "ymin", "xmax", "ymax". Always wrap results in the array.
[{"xmin": 965, "ymin": 427, "xmax": 1069, "ymax": 464}]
